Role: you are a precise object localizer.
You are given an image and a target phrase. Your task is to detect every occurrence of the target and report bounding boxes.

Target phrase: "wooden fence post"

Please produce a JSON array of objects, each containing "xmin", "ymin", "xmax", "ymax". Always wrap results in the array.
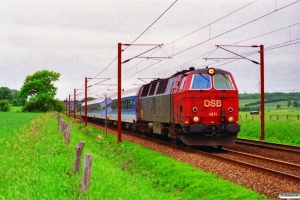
[
  {"xmin": 73, "ymin": 141, "xmax": 86, "ymax": 173},
  {"xmin": 81, "ymin": 153, "xmax": 93, "ymax": 192},
  {"xmin": 63, "ymin": 124, "xmax": 72, "ymax": 145},
  {"xmin": 59, "ymin": 118, "xmax": 65, "ymax": 133}
]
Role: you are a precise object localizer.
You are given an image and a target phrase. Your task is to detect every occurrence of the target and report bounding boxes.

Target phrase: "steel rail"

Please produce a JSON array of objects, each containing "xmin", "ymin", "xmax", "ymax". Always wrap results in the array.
[{"xmin": 236, "ymin": 138, "xmax": 300, "ymax": 154}]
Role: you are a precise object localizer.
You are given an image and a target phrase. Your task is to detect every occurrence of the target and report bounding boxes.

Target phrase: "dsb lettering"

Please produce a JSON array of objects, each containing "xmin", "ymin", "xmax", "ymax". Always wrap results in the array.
[{"xmin": 204, "ymin": 100, "xmax": 222, "ymax": 107}]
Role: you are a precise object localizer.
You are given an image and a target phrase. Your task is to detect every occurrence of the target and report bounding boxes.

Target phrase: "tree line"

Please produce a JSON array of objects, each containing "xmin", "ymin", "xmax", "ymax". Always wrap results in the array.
[
  {"xmin": 0, "ymin": 70, "xmax": 65, "ymax": 112},
  {"xmin": 1, "ymin": 72, "xmax": 299, "ymax": 113},
  {"xmin": 239, "ymin": 92, "xmax": 300, "ymax": 111},
  {"xmin": 0, "ymin": 87, "xmax": 26, "ymax": 106}
]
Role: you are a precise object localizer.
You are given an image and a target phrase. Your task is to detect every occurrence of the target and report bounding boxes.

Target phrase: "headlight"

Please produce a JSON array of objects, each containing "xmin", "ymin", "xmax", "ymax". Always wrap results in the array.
[
  {"xmin": 208, "ymin": 68, "xmax": 215, "ymax": 75},
  {"xmin": 227, "ymin": 116, "xmax": 235, "ymax": 123},
  {"xmin": 193, "ymin": 116, "xmax": 200, "ymax": 123}
]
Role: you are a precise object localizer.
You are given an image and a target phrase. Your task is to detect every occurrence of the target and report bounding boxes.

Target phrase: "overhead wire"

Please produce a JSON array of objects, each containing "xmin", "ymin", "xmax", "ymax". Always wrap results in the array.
[
  {"xmin": 122, "ymin": 0, "xmax": 300, "ymax": 82},
  {"xmin": 172, "ymin": 0, "xmax": 300, "ymax": 57},
  {"xmin": 75, "ymin": 0, "xmax": 178, "ymax": 94},
  {"xmin": 82, "ymin": 0, "xmax": 300, "ymax": 97},
  {"xmin": 234, "ymin": 23, "xmax": 300, "ymax": 44},
  {"xmin": 167, "ymin": 0, "xmax": 258, "ymax": 45},
  {"xmin": 208, "ymin": 39, "xmax": 300, "ymax": 69},
  {"xmin": 123, "ymin": 0, "xmax": 258, "ymax": 77},
  {"xmin": 94, "ymin": 0, "xmax": 178, "ymax": 77},
  {"xmin": 123, "ymin": 0, "xmax": 179, "ymax": 52},
  {"xmin": 78, "ymin": 0, "xmax": 179, "ymax": 96}
]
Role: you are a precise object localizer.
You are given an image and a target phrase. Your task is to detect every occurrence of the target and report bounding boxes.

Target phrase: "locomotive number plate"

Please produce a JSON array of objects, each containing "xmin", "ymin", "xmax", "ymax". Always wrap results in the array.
[{"xmin": 204, "ymin": 100, "xmax": 221, "ymax": 107}]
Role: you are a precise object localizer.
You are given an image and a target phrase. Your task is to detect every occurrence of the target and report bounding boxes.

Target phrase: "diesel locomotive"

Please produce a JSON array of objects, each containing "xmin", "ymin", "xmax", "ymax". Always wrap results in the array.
[{"xmin": 81, "ymin": 67, "xmax": 240, "ymax": 146}]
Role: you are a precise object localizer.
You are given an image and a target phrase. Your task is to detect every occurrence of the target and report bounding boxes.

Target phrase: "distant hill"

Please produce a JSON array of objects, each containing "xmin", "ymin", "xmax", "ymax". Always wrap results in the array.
[
  {"xmin": 239, "ymin": 92, "xmax": 300, "ymax": 111},
  {"xmin": 239, "ymin": 92, "xmax": 300, "ymax": 101}
]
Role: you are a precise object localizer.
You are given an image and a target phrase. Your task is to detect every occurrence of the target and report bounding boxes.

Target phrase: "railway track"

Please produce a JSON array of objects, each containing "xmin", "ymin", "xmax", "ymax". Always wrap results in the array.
[
  {"xmin": 236, "ymin": 138, "xmax": 300, "ymax": 154},
  {"xmin": 220, "ymin": 148, "xmax": 300, "ymax": 181},
  {"xmin": 86, "ymin": 120, "xmax": 300, "ymax": 182}
]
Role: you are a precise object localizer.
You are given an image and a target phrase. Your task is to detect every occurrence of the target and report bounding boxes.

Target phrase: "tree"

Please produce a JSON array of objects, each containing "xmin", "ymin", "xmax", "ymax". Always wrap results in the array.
[
  {"xmin": 287, "ymin": 98, "xmax": 292, "ymax": 108},
  {"xmin": 0, "ymin": 100, "xmax": 10, "ymax": 112},
  {"xmin": 293, "ymin": 99, "xmax": 299, "ymax": 108},
  {"xmin": 19, "ymin": 70, "xmax": 61, "ymax": 112},
  {"xmin": 0, "ymin": 87, "xmax": 13, "ymax": 101}
]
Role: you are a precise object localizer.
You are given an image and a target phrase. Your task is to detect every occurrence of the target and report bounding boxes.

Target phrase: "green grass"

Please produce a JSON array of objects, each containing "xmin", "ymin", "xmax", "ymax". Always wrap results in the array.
[
  {"xmin": 0, "ymin": 112, "xmax": 43, "ymax": 139},
  {"xmin": 238, "ymin": 109, "xmax": 300, "ymax": 145},
  {"xmin": 0, "ymin": 112, "xmax": 266, "ymax": 199},
  {"xmin": 9, "ymin": 106, "xmax": 22, "ymax": 112}
]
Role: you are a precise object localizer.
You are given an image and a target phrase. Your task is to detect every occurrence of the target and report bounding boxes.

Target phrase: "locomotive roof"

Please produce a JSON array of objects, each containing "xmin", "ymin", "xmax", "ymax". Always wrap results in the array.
[
  {"xmin": 146, "ymin": 67, "xmax": 232, "ymax": 85},
  {"xmin": 82, "ymin": 67, "xmax": 232, "ymax": 106},
  {"xmin": 172, "ymin": 67, "xmax": 231, "ymax": 77}
]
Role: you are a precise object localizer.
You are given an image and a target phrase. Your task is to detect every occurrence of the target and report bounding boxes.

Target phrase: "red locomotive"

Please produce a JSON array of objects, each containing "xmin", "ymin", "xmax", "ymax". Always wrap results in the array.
[
  {"xmin": 83, "ymin": 67, "xmax": 240, "ymax": 146},
  {"xmin": 135, "ymin": 67, "xmax": 240, "ymax": 146}
]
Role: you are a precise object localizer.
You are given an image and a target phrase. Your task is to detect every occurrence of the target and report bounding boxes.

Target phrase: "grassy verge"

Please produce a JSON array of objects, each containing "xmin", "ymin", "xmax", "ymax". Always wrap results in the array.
[{"xmin": 0, "ymin": 112, "xmax": 266, "ymax": 199}]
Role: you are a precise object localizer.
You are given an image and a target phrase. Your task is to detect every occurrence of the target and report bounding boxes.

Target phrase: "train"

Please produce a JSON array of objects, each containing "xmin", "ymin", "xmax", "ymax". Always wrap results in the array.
[{"xmin": 81, "ymin": 67, "xmax": 240, "ymax": 146}]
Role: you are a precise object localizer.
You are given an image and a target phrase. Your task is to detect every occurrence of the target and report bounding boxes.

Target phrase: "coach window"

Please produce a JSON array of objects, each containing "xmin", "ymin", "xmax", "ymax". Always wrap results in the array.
[
  {"xmin": 156, "ymin": 79, "xmax": 168, "ymax": 94},
  {"xmin": 179, "ymin": 77, "xmax": 186, "ymax": 91},
  {"xmin": 125, "ymin": 99, "xmax": 128, "ymax": 110},
  {"xmin": 214, "ymin": 75, "xmax": 234, "ymax": 90},
  {"xmin": 129, "ymin": 98, "xmax": 133, "ymax": 110},
  {"xmin": 191, "ymin": 74, "xmax": 211, "ymax": 89},
  {"xmin": 141, "ymin": 85, "xmax": 150, "ymax": 97},
  {"xmin": 111, "ymin": 101, "xmax": 117, "ymax": 111}
]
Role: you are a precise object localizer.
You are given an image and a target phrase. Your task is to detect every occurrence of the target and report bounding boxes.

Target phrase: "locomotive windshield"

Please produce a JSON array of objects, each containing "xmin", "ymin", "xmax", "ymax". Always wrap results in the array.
[
  {"xmin": 213, "ymin": 74, "xmax": 234, "ymax": 89},
  {"xmin": 191, "ymin": 74, "xmax": 211, "ymax": 89}
]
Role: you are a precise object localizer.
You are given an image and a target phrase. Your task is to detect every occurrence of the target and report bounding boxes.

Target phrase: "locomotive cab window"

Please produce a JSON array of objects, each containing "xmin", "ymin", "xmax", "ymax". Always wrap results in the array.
[
  {"xmin": 156, "ymin": 79, "xmax": 168, "ymax": 94},
  {"xmin": 141, "ymin": 85, "xmax": 150, "ymax": 97},
  {"xmin": 148, "ymin": 82, "xmax": 157, "ymax": 96},
  {"xmin": 214, "ymin": 74, "xmax": 234, "ymax": 90},
  {"xmin": 190, "ymin": 74, "xmax": 211, "ymax": 90}
]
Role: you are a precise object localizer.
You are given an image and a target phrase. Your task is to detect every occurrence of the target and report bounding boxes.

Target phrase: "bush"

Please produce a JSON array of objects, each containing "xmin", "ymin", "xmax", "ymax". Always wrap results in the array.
[
  {"xmin": 22, "ymin": 98, "xmax": 65, "ymax": 112},
  {"xmin": 12, "ymin": 99, "xmax": 19, "ymax": 106},
  {"xmin": 0, "ymin": 100, "xmax": 10, "ymax": 112}
]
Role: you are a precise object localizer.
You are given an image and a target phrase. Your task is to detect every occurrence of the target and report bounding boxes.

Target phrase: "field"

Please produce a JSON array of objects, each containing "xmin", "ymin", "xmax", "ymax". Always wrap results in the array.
[
  {"xmin": 239, "ymin": 99, "xmax": 293, "ymax": 110},
  {"xmin": 0, "ymin": 112, "xmax": 265, "ymax": 199},
  {"xmin": 0, "ymin": 112, "xmax": 43, "ymax": 139},
  {"xmin": 239, "ymin": 108, "xmax": 300, "ymax": 145}
]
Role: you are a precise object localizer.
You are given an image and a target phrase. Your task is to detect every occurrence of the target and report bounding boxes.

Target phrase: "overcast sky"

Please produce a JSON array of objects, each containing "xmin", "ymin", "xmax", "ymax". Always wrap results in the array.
[{"xmin": 1, "ymin": 0, "xmax": 299, "ymax": 100}]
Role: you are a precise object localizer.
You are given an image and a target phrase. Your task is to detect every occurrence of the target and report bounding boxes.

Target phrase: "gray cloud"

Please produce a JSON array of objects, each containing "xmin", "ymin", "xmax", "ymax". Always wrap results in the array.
[{"xmin": 0, "ymin": 0, "xmax": 299, "ymax": 100}]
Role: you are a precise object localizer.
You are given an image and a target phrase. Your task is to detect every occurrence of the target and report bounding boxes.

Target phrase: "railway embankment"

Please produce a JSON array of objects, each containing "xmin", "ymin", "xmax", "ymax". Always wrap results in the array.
[{"xmin": 0, "ymin": 112, "xmax": 266, "ymax": 199}]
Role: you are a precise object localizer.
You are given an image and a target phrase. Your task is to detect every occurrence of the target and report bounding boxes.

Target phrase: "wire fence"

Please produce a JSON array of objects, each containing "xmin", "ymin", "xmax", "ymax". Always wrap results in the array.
[{"xmin": 239, "ymin": 114, "xmax": 300, "ymax": 121}]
